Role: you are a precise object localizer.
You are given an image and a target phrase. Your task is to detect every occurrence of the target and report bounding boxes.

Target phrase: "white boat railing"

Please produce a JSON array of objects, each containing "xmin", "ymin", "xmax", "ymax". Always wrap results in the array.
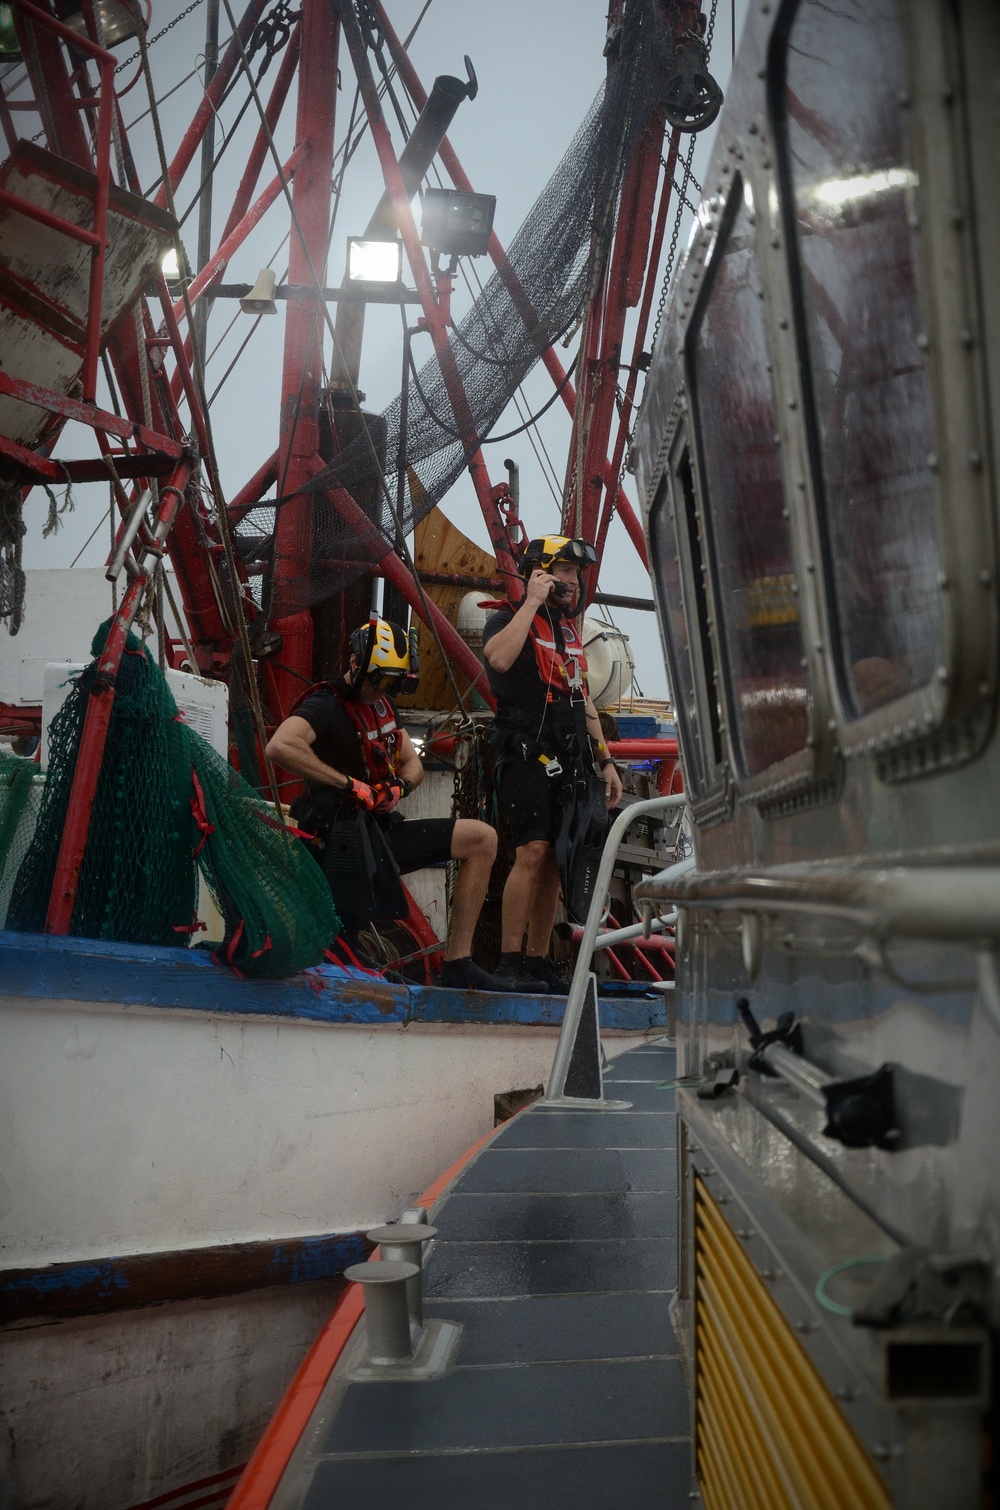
[{"xmin": 544, "ymin": 794, "xmax": 690, "ymax": 1104}]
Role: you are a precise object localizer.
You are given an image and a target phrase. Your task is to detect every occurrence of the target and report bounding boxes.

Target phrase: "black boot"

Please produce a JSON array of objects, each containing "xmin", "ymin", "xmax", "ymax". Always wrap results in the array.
[
  {"xmin": 497, "ymin": 952, "xmax": 549, "ymax": 994},
  {"xmin": 438, "ymin": 955, "xmax": 532, "ymax": 993},
  {"xmin": 524, "ymin": 954, "xmax": 569, "ymax": 994}
]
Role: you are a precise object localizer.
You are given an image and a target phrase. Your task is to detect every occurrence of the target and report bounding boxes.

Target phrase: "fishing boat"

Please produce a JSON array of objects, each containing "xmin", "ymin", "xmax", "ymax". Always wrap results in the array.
[
  {"xmin": 230, "ymin": 0, "xmax": 1000, "ymax": 1505},
  {"xmin": 0, "ymin": 0, "xmax": 699, "ymax": 1505}
]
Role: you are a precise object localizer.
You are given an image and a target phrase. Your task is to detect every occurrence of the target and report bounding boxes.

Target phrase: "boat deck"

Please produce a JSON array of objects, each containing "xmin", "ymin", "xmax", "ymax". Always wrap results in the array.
[{"xmin": 269, "ymin": 1039, "xmax": 694, "ymax": 1508}]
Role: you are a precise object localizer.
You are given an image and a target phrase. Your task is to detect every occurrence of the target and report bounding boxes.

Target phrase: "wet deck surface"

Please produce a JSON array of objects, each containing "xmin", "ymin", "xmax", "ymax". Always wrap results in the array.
[{"xmin": 288, "ymin": 1040, "xmax": 692, "ymax": 1508}]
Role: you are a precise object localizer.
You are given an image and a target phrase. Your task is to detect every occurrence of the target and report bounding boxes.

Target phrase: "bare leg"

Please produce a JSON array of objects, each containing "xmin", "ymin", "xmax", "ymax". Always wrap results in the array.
[
  {"xmin": 500, "ymin": 840, "xmax": 552, "ymax": 954},
  {"xmin": 446, "ymin": 818, "xmax": 497, "ymax": 960},
  {"xmin": 525, "ymin": 846, "xmax": 561, "ymax": 957}
]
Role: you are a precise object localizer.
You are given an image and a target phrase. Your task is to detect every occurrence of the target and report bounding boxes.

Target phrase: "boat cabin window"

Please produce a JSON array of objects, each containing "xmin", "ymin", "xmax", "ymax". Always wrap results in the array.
[
  {"xmin": 649, "ymin": 454, "xmax": 722, "ymax": 796},
  {"xmin": 688, "ymin": 181, "xmax": 808, "ymax": 778},
  {"xmin": 775, "ymin": 0, "xmax": 945, "ymax": 719}
]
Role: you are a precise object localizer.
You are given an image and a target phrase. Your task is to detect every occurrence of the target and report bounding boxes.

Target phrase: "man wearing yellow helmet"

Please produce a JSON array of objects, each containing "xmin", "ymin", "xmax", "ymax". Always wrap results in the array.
[
  {"xmin": 266, "ymin": 617, "xmax": 515, "ymax": 992},
  {"xmin": 483, "ymin": 537, "xmax": 623, "ymax": 992}
]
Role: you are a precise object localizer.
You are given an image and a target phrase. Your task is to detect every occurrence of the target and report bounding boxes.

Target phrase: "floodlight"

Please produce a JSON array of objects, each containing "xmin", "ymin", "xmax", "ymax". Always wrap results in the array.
[
  {"xmin": 420, "ymin": 189, "xmax": 496, "ymax": 258},
  {"xmin": 63, "ymin": 1, "xmax": 142, "ymax": 46},
  {"xmin": 347, "ymin": 238, "xmax": 402, "ymax": 284},
  {"xmin": 161, "ymin": 248, "xmax": 181, "ymax": 279}
]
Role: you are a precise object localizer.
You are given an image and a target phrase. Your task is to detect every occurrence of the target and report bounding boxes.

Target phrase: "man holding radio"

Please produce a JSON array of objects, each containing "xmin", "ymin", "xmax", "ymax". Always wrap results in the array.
[{"xmin": 483, "ymin": 536, "xmax": 623, "ymax": 993}]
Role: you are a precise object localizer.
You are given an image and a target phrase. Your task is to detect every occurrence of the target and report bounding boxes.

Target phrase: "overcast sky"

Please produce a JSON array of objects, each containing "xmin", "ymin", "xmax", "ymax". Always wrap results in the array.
[{"xmin": 16, "ymin": 0, "xmax": 750, "ymax": 700}]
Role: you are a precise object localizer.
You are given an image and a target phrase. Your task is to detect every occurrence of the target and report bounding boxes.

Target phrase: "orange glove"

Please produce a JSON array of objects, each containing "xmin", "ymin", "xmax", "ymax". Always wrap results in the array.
[
  {"xmin": 344, "ymin": 777, "xmax": 376, "ymax": 811},
  {"xmin": 371, "ymin": 776, "xmax": 411, "ymax": 814}
]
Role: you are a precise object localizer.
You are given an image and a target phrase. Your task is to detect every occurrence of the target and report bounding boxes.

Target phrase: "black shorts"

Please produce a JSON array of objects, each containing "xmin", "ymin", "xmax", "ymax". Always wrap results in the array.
[
  {"xmin": 497, "ymin": 757, "xmax": 564, "ymax": 847},
  {"xmin": 384, "ymin": 817, "xmax": 456, "ymax": 875}
]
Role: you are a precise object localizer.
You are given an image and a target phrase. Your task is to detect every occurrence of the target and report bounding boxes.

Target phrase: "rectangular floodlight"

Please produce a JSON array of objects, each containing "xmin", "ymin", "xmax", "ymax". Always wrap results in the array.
[
  {"xmin": 347, "ymin": 238, "xmax": 402, "ymax": 283},
  {"xmin": 420, "ymin": 189, "xmax": 496, "ymax": 257}
]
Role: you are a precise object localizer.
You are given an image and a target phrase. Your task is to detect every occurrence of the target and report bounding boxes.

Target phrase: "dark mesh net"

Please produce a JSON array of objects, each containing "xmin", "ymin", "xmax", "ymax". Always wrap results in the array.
[
  {"xmin": 6, "ymin": 623, "xmax": 338, "ymax": 974},
  {"xmin": 190, "ymin": 735, "xmax": 339, "ymax": 978},
  {"xmin": 8, "ymin": 632, "xmax": 198, "ymax": 943},
  {"xmin": 238, "ymin": 0, "xmax": 670, "ymax": 618},
  {"xmin": 0, "ymin": 752, "xmax": 41, "ymax": 927}
]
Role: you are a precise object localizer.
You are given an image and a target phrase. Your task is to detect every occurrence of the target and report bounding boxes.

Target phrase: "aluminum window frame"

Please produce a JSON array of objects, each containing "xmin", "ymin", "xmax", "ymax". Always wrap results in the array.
[
  {"xmin": 648, "ymin": 414, "xmax": 732, "ymax": 821},
  {"xmin": 683, "ymin": 172, "xmax": 840, "ymax": 817},
  {"xmin": 768, "ymin": 0, "xmax": 998, "ymax": 783}
]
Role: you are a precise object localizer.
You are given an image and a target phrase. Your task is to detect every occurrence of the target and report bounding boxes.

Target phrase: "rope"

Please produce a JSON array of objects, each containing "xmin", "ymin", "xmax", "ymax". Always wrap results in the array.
[{"xmin": 130, "ymin": 0, "xmax": 285, "ymax": 819}]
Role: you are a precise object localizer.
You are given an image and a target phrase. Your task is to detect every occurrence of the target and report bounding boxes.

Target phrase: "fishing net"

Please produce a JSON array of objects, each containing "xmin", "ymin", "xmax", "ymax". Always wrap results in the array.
[
  {"xmin": 0, "ymin": 752, "xmax": 41, "ymax": 928},
  {"xmin": 6, "ymin": 621, "xmax": 338, "ymax": 974},
  {"xmin": 188, "ymin": 734, "xmax": 339, "ymax": 978},
  {"xmin": 236, "ymin": 0, "xmax": 671, "ymax": 618},
  {"xmin": 7, "ymin": 630, "xmax": 198, "ymax": 944}
]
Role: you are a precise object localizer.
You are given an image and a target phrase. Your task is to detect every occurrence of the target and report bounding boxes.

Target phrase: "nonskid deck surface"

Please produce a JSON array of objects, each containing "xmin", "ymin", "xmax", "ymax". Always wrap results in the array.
[{"xmin": 283, "ymin": 1041, "xmax": 692, "ymax": 1508}]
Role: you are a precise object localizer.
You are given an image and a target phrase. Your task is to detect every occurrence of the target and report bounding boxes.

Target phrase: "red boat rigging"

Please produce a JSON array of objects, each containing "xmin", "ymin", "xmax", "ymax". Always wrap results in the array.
[{"xmin": 0, "ymin": 0, "xmax": 719, "ymax": 941}]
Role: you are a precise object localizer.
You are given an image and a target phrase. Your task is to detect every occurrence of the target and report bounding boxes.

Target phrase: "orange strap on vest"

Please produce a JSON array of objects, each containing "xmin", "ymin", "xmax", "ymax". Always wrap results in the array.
[
  {"xmin": 528, "ymin": 613, "xmax": 589, "ymax": 703},
  {"xmin": 290, "ymin": 680, "xmax": 399, "ymax": 784}
]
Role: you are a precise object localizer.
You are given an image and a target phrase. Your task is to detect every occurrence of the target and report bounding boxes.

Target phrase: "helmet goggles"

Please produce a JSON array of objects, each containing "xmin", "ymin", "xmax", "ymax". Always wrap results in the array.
[
  {"xmin": 521, "ymin": 535, "xmax": 598, "ymax": 575},
  {"xmin": 350, "ymin": 618, "xmax": 420, "ymax": 696}
]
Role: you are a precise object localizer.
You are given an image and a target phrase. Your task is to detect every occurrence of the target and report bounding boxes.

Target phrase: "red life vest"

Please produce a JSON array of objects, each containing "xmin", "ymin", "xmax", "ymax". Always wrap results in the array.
[
  {"xmin": 290, "ymin": 679, "xmax": 399, "ymax": 783},
  {"xmin": 528, "ymin": 612, "xmax": 589, "ymax": 703}
]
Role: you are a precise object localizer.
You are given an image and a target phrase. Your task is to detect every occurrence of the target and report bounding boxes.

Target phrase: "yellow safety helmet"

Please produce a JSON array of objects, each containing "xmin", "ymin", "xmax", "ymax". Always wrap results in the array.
[
  {"xmin": 350, "ymin": 618, "xmax": 420, "ymax": 695},
  {"xmin": 520, "ymin": 535, "xmax": 598, "ymax": 576}
]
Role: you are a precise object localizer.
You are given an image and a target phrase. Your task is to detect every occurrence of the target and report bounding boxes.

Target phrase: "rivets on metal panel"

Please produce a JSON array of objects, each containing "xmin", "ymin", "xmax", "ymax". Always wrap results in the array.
[
  {"xmin": 941, "ymin": 85, "xmax": 954, "ymax": 105},
  {"xmin": 771, "ymin": 233, "xmax": 780, "ymax": 248},
  {"xmin": 950, "ymin": 207, "xmax": 963, "ymax": 228},
  {"xmin": 736, "ymin": 1230, "xmax": 753, "ymax": 1240},
  {"xmin": 835, "ymin": 1385, "xmax": 856, "ymax": 1401},
  {"xmin": 688, "ymin": 1142, "xmax": 702, "ymax": 1153},
  {"xmin": 937, "ymin": 666, "xmax": 949, "ymax": 682},
  {"xmin": 748, "ymin": 120, "xmax": 759, "ymax": 135},
  {"xmin": 873, "ymin": 1443, "xmax": 892, "ymax": 1462},
  {"xmin": 917, "ymin": 333, "xmax": 930, "ymax": 350},
  {"xmin": 795, "ymin": 1318, "xmax": 813, "ymax": 1333},
  {"xmin": 970, "ymin": 452, "xmax": 983, "ymax": 470},
  {"xmin": 897, "ymin": 92, "xmax": 911, "ymax": 108},
  {"xmin": 927, "ymin": 452, "xmax": 939, "ymax": 470},
  {"xmin": 787, "ymin": 397, "xmax": 797, "ymax": 409},
  {"xmin": 778, "ymin": 316, "xmax": 788, "ymax": 329},
  {"xmin": 979, "ymin": 569, "xmax": 991, "ymax": 586},
  {"xmin": 805, "ymin": 560, "xmax": 815, "ymax": 573},
  {"xmin": 828, "ymin": 719, "xmax": 837, "ymax": 731},
  {"xmin": 959, "ymin": 328, "xmax": 974, "ymax": 348},
  {"xmin": 938, "ymin": 572, "xmax": 950, "ymax": 588},
  {"xmin": 762, "ymin": 156, "xmax": 772, "ymax": 169}
]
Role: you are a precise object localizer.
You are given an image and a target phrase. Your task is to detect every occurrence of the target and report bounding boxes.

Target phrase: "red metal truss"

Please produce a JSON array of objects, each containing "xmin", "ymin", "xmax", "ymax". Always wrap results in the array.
[{"xmin": 336, "ymin": 0, "xmax": 520, "ymax": 595}]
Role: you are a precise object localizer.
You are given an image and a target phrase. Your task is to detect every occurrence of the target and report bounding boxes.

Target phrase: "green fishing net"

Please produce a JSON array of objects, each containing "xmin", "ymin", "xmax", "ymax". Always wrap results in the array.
[{"xmin": 6, "ymin": 621, "xmax": 338, "ymax": 976}]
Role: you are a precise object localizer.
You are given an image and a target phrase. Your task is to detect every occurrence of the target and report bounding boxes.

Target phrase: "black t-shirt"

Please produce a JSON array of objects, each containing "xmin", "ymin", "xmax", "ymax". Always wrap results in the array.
[
  {"xmin": 483, "ymin": 605, "xmax": 579, "ymax": 750},
  {"xmin": 292, "ymin": 677, "xmax": 399, "ymax": 802}
]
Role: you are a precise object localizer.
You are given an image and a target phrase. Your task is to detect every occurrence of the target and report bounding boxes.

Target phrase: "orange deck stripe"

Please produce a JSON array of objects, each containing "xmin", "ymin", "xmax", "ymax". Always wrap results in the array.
[{"xmin": 225, "ymin": 1117, "xmax": 511, "ymax": 1509}]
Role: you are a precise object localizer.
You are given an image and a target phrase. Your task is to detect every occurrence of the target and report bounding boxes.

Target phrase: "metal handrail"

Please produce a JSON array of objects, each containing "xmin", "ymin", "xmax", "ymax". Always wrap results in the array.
[
  {"xmin": 545, "ymin": 794, "xmax": 689, "ymax": 1102},
  {"xmin": 634, "ymin": 858, "xmax": 1000, "ymax": 943}
]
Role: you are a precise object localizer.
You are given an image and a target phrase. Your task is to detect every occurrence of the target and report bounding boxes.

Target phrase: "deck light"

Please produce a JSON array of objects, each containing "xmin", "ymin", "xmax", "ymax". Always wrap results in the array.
[
  {"xmin": 347, "ymin": 238, "xmax": 402, "ymax": 285},
  {"xmin": 60, "ymin": 1, "xmax": 142, "ymax": 46},
  {"xmin": 0, "ymin": 5, "xmax": 20, "ymax": 57},
  {"xmin": 420, "ymin": 188, "xmax": 495, "ymax": 258}
]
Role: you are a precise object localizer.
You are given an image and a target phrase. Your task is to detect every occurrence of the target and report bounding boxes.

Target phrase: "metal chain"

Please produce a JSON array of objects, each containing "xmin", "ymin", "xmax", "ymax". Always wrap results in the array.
[
  {"xmin": 644, "ymin": 0, "xmax": 719, "ymax": 362},
  {"xmin": 648, "ymin": 131, "xmax": 696, "ymax": 356},
  {"xmin": 704, "ymin": 0, "xmax": 720, "ymax": 55},
  {"xmin": 115, "ymin": 1, "xmax": 207, "ymax": 75}
]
